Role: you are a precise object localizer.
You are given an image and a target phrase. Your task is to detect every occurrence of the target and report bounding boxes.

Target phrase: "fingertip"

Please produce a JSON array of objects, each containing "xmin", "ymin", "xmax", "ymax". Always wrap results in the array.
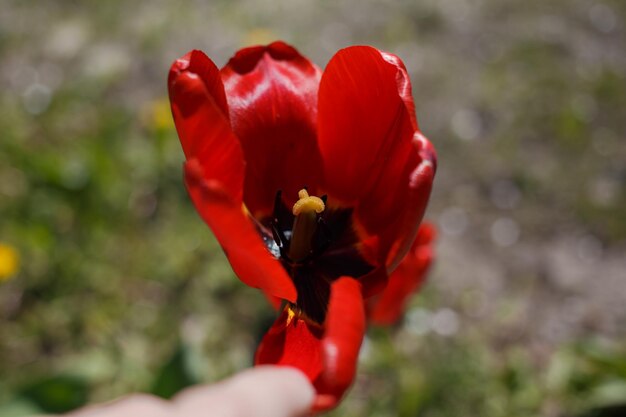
[
  {"xmin": 231, "ymin": 366, "xmax": 315, "ymax": 415},
  {"xmin": 67, "ymin": 394, "xmax": 171, "ymax": 417},
  {"xmin": 173, "ymin": 366, "xmax": 315, "ymax": 417}
]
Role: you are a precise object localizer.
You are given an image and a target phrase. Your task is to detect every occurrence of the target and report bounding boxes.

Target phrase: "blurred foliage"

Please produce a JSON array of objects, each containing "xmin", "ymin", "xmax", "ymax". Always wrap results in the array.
[
  {"xmin": 1, "ymin": 0, "xmax": 625, "ymax": 416},
  {"xmin": 150, "ymin": 344, "xmax": 198, "ymax": 399},
  {"xmin": 18, "ymin": 375, "xmax": 88, "ymax": 414}
]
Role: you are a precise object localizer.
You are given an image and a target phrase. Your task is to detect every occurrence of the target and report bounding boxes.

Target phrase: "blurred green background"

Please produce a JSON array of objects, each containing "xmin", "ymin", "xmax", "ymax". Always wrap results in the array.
[{"xmin": 1, "ymin": 0, "xmax": 625, "ymax": 416}]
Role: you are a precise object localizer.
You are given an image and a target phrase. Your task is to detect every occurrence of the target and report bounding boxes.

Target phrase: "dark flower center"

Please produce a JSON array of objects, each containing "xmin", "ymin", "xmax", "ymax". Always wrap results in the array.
[{"xmin": 258, "ymin": 189, "xmax": 374, "ymax": 324}]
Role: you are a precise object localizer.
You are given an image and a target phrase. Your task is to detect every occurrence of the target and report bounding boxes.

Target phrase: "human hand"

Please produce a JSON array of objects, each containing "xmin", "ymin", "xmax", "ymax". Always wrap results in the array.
[{"xmin": 65, "ymin": 366, "xmax": 314, "ymax": 417}]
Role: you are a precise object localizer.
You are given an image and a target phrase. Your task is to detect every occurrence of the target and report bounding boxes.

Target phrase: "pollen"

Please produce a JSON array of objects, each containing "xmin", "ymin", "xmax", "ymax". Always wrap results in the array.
[
  {"xmin": 286, "ymin": 305, "xmax": 297, "ymax": 325},
  {"xmin": 292, "ymin": 189, "xmax": 325, "ymax": 216}
]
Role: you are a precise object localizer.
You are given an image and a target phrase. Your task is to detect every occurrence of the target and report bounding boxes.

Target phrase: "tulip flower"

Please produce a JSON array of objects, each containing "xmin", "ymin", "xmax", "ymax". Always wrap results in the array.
[
  {"xmin": 367, "ymin": 223, "xmax": 436, "ymax": 325},
  {"xmin": 168, "ymin": 41, "xmax": 436, "ymax": 411}
]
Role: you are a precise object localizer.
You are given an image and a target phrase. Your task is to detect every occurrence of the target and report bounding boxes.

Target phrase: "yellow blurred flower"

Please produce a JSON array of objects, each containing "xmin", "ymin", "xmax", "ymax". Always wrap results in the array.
[
  {"xmin": 242, "ymin": 28, "xmax": 278, "ymax": 46},
  {"xmin": 0, "ymin": 243, "xmax": 20, "ymax": 282},
  {"xmin": 142, "ymin": 97, "xmax": 174, "ymax": 131}
]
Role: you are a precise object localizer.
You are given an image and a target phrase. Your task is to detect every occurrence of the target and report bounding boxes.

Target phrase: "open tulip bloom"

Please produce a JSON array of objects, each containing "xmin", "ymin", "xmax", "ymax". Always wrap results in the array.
[{"xmin": 168, "ymin": 41, "xmax": 436, "ymax": 411}]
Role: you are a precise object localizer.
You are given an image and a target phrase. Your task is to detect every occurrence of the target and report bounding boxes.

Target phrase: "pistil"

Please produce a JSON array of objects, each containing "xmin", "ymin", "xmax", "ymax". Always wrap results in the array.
[{"xmin": 289, "ymin": 189, "xmax": 325, "ymax": 262}]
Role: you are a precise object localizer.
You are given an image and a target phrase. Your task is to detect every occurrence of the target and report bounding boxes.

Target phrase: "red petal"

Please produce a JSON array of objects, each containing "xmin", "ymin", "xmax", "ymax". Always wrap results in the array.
[
  {"xmin": 385, "ymin": 132, "xmax": 436, "ymax": 270},
  {"xmin": 255, "ymin": 307, "xmax": 324, "ymax": 382},
  {"xmin": 169, "ymin": 51, "xmax": 230, "ymax": 157},
  {"xmin": 254, "ymin": 278, "xmax": 365, "ymax": 412},
  {"xmin": 221, "ymin": 41, "xmax": 324, "ymax": 217},
  {"xmin": 169, "ymin": 50, "xmax": 297, "ymax": 302},
  {"xmin": 313, "ymin": 277, "xmax": 365, "ymax": 411},
  {"xmin": 168, "ymin": 50, "xmax": 243, "ymax": 197},
  {"xmin": 378, "ymin": 51, "xmax": 419, "ymax": 130},
  {"xmin": 368, "ymin": 223, "xmax": 436, "ymax": 325},
  {"xmin": 318, "ymin": 46, "xmax": 416, "ymax": 218},
  {"xmin": 184, "ymin": 160, "xmax": 297, "ymax": 303},
  {"xmin": 317, "ymin": 46, "xmax": 436, "ymax": 266}
]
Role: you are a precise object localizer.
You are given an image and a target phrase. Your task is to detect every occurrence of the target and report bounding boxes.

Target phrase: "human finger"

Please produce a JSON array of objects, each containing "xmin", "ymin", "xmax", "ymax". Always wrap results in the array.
[{"xmin": 173, "ymin": 366, "xmax": 314, "ymax": 417}]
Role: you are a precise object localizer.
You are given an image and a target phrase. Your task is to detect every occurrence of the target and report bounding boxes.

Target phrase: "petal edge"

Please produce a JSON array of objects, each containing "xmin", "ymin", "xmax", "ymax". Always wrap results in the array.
[{"xmin": 185, "ymin": 160, "xmax": 297, "ymax": 302}]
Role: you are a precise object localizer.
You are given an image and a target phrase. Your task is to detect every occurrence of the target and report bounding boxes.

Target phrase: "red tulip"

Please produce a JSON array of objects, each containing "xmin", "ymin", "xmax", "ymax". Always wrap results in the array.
[
  {"xmin": 168, "ymin": 41, "xmax": 436, "ymax": 411},
  {"xmin": 367, "ymin": 223, "xmax": 436, "ymax": 325}
]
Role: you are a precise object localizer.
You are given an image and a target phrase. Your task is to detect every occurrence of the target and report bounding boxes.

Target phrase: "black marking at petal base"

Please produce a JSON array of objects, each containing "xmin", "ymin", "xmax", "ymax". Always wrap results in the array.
[
  {"xmin": 271, "ymin": 223, "xmax": 284, "ymax": 248},
  {"xmin": 315, "ymin": 246, "xmax": 374, "ymax": 281},
  {"xmin": 271, "ymin": 190, "xmax": 295, "ymax": 237},
  {"xmin": 289, "ymin": 266, "xmax": 331, "ymax": 324},
  {"xmin": 257, "ymin": 194, "xmax": 375, "ymax": 324},
  {"xmin": 311, "ymin": 217, "xmax": 332, "ymax": 257}
]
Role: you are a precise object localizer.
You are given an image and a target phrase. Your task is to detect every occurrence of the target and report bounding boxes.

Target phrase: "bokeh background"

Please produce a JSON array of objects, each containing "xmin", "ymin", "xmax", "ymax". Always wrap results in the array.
[{"xmin": 1, "ymin": 1, "xmax": 625, "ymax": 416}]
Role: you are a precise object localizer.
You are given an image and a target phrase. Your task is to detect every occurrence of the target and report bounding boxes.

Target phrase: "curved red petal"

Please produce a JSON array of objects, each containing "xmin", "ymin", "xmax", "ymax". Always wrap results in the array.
[
  {"xmin": 378, "ymin": 51, "xmax": 419, "ymax": 130},
  {"xmin": 255, "ymin": 307, "xmax": 324, "ymax": 382},
  {"xmin": 313, "ymin": 277, "xmax": 366, "ymax": 411},
  {"xmin": 385, "ymin": 132, "xmax": 436, "ymax": 270},
  {"xmin": 318, "ymin": 45, "xmax": 416, "ymax": 212},
  {"xmin": 318, "ymin": 46, "xmax": 436, "ymax": 268},
  {"xmin": 169, "ymin": 50, "xmax": 232, "ymax": 163},
  {"xmin": 221, "ymin": 41, "xmax": 324, "ymax": 217},
  {"xmin": 184, "ymin": 160, "xmax": 297, "ymax": 302},
  {"xmin": 368, "ymin": 223, "xmax": 436, "ymax": 325},
  {"xmin": 169, "ymin": 50, "xmax": 297, "ymax": 302}
]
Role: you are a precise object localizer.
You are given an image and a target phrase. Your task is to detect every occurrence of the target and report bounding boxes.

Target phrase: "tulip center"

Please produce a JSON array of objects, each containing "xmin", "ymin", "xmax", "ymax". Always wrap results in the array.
[{"xmin": 260, "ymin": 188, "xmax": 374, "ymax": 324}]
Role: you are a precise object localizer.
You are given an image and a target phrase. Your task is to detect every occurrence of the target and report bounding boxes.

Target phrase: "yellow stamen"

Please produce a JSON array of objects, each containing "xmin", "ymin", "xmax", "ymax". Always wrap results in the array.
[
  {"xmin": 286, "ymin": 305, "xmax": 296, "ymax": 325},
  {"xmin": 292, "ymin": 189, "xmax": 325, "ymax": 216},
  {"xmin": 289, "ymin": 189, "xmax": 325, "ymax": 262}
]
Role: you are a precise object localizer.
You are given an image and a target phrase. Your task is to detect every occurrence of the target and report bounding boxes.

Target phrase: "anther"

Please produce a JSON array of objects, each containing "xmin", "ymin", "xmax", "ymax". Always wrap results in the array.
[
  {"xmin": 292, "ymin": 189, "xmax": 325, "ymax": 216},
  {"xmin": 289, "ymin": 188, "xmax": 326, "ymax": 262}
]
